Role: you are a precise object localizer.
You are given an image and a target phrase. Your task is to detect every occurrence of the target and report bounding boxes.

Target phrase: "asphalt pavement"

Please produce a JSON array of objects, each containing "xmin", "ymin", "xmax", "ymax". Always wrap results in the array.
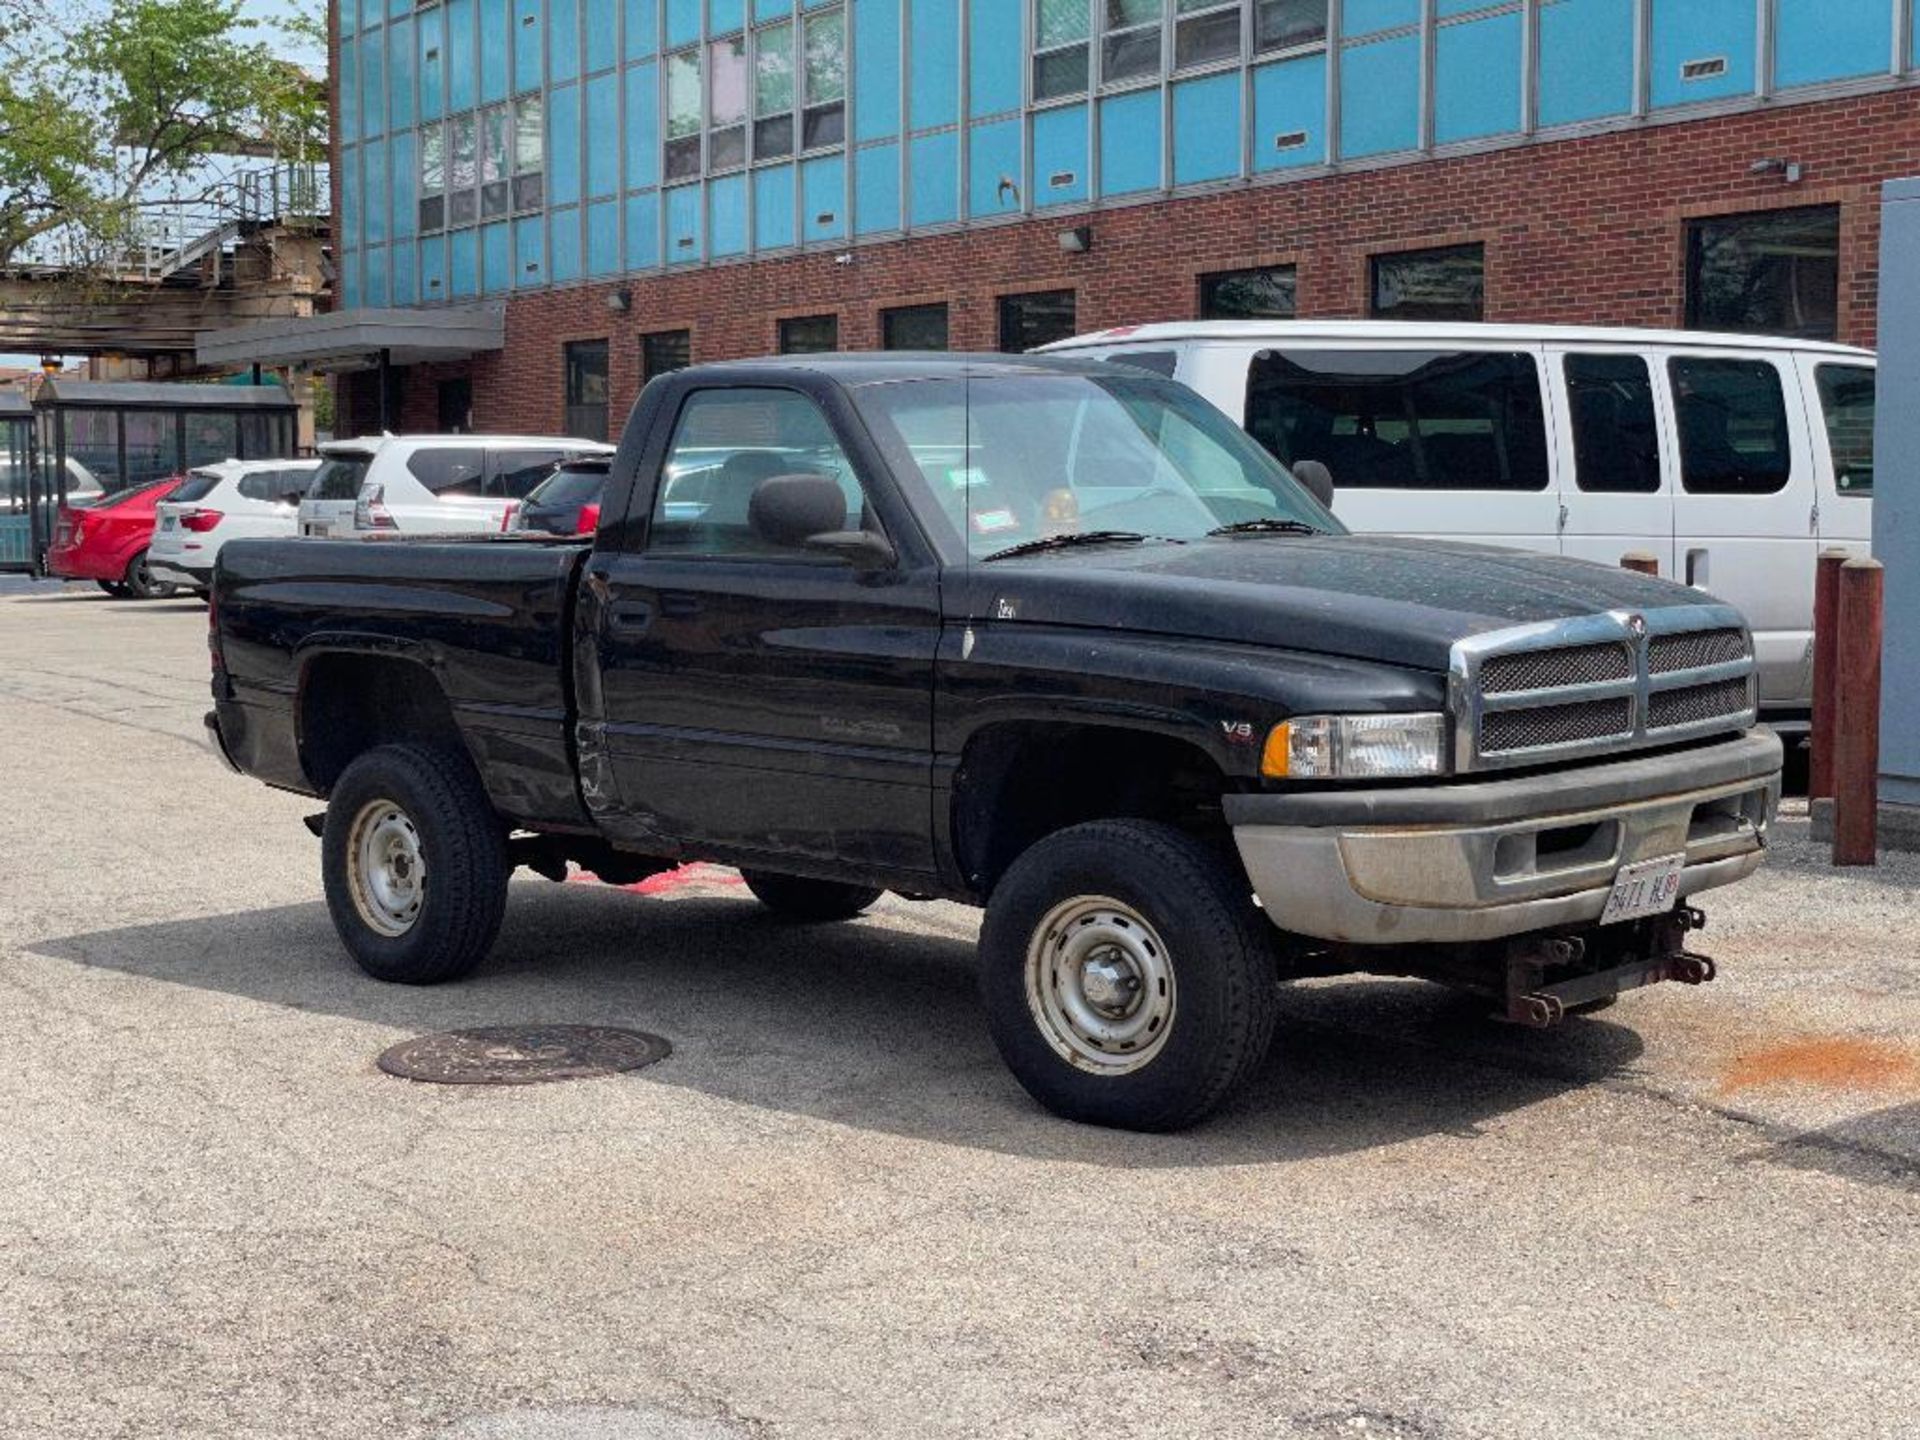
[{"xmin": 2, "ymin": 583, "xmax": 1917, "ymax": 1439}]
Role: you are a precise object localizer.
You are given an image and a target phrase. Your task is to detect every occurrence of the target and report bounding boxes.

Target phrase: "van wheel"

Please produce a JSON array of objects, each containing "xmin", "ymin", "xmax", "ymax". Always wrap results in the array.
[
  {"xmin": 740, "ymin": 870, "xmax": 882, "ymax": 921},
  {"xmin": 978, "ymin": 820, "xmax": 1279, "ymax": 1132},
  {"xmin": 322, "ymin": 743, "xmax": 509, "ymax": 984},
  {"xmin": 123, "ymin": 549, "xmax": 176, "ymax": 600}
]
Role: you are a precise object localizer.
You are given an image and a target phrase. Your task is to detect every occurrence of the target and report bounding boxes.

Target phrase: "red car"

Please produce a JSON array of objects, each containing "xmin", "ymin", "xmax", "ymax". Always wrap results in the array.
[{"xmin": 47, "ymin": 477, "xmax": 186, "ymax": 598}]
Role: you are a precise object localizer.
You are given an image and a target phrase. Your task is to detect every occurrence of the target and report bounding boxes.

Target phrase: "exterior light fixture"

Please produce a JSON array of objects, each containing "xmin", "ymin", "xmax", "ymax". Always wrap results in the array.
[
  {"xmin": 606, "ymin": 287, "xmax": 633, "ymax": 313},
  {"xmin": 1748, "ymin": 157, "xmax": 1803, "ymax": 184},
  {"xmin": 1058, "ymin": 226, "xmax": 1093, "ymax": 254}
]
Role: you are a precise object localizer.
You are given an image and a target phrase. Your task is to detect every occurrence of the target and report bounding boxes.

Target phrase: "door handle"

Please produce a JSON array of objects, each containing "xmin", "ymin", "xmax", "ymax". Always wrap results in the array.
[
  {"xmin": 658, "ymin": 591, "xmax": 703, "ymax": 618},
  {"xmin": 606, "ymin": 600, "xmax": 655, "ymax": 634},
  {"xmin": 1684, "ymin": 547, "xmax": 1709, "ymax": 589}
]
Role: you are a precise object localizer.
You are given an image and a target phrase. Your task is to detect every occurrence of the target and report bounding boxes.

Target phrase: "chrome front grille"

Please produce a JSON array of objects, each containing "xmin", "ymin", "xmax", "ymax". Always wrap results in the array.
[{"xmin": 1450, "ymin": 606, "xmax": 1757, "ymax": 771}]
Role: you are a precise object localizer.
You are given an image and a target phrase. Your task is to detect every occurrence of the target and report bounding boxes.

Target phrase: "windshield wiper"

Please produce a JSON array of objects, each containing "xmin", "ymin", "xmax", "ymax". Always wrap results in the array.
[
  {"xmin": 1205, "ymin": 518, "xmax": 1326, "ymax": 538},
  {"xmin": 982, "ymin": 530, "xmax": 1155, "ymax": 562}
]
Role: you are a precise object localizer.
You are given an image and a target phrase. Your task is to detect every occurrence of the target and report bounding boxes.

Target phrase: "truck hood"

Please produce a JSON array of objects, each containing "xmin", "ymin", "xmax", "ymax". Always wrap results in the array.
[{"xmin": 946, "ymin": 534, "xmax": 1723, "ymax": 672}]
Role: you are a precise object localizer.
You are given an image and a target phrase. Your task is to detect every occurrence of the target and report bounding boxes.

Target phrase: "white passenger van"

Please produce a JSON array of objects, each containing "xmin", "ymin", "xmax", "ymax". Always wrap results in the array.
[{"xmin": 1041, "ymin": 322, "xmax": 1876, "ymax": 726}]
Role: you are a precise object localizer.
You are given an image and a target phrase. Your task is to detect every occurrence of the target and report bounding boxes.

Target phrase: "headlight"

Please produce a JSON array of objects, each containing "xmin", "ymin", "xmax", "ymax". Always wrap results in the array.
[{"xmin": 1262, "ymin": 713, "xmax": 1449, "ymax": 780}]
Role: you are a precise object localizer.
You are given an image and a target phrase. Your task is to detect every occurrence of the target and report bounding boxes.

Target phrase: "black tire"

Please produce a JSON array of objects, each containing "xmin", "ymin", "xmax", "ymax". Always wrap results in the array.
[
  {"xmin": 978, "ymin": 819, "xmax": 1279, "ymax": 1132},
  {"xmin": 740, "ymin": 870, "xmax": 883, "ymax": 921},
  {"xmin": 96, "ymin": 580, "xmax": 127, "ymax": 597},
  {"xmin": 321, "ymin": 743, "xmax": 509, "ymax": 984},
  {"xmin": 122, "ymin": 549, "xmax": 177, "ymax": 600}
]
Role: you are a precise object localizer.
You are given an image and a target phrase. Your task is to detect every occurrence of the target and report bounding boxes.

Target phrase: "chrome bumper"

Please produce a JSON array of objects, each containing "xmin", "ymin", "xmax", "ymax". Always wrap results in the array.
[{"xmin": 1225, "ymin": 732, "xmax": 1782, "ymax": 945}]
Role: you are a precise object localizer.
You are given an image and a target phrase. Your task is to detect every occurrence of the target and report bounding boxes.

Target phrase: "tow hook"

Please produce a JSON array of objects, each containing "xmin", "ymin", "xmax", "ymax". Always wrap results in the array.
[{"xmin": 1501, "ymin": 907, "xmax": 1717, "ymax": 1028}]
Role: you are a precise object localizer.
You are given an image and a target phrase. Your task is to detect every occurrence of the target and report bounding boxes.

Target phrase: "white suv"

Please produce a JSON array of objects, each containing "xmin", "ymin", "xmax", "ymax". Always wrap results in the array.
[
  {"xmin": 150, "ymin": 458, "xmax": 321, "ymax": 591},
  {"xmin": 298, "ymin": 435, "xmax": 614, "ymax": 538}
]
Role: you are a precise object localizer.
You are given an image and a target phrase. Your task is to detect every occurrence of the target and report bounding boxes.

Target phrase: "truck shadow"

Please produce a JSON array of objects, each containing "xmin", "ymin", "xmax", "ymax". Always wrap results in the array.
[{"xmin": 29, "ymin": 882, "xmax": 1648, "ymax": 1168}]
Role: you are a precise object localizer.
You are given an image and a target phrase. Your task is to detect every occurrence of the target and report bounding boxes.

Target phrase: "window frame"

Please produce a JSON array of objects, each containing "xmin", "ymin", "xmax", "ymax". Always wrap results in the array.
[
  {"xmin": 1198, "ymin": 264, "xmax": 1299, "ymax": 320},
  {"xmin": 997, "ymin": 289, "xmax": 1078, "ymax": 352},
  {"xmin": 1684, "ymin": 205, "xmax": 1841, "ymax": 343},
  {"xmin": 563, "ymin": 338, "xmax": 612, "ymax": 444},
  {"xmin": 417, "ymin": 93, "xmax": 544, "ymax": 233},
  {"xmin": 880, "ymin": 303, "xmax": 951, "ymax": 351},
  {"xmin": 778, "ymin": 313, "xmax": 840, "ymax": 354},
  {"xmin": 1033, "ymin": 0, "xmax": 1094, "ymax": 102},
  {"xmin": 642, "ymin": 328, "xmax": 694, "ymax": 383},
  {"xmin": 1369, "ymin": 243, "xmax": 1487, "ymax": 324}
]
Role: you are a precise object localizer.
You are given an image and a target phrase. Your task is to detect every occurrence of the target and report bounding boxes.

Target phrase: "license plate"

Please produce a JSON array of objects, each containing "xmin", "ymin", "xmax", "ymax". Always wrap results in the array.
[
  {"xmin": 160, "ymin": 515, "xmax": 176, "ymax": 530},
  {"xmin": 1600, "ymin": 853, "xmax": 1685, "ymax": 926}
]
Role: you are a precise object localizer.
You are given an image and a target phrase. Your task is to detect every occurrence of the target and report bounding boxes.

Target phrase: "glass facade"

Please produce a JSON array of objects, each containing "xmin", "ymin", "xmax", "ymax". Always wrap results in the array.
[{"xmin": 335, "ymin": 0, "xmax": 1918, "ymax": 308}]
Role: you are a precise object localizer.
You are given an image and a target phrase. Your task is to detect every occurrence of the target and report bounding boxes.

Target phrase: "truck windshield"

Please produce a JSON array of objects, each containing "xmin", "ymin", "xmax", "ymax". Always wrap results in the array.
[{"xmin": 852, "ymin": 372, "xmax": 1342, "ymax": 560}]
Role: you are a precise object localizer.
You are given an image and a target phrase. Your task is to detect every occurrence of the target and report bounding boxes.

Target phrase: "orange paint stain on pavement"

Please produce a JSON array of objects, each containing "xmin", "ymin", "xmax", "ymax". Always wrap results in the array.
[{"xmin": 1719, "ymin": 1037, "xmax": 1917, "ymax": 1096}]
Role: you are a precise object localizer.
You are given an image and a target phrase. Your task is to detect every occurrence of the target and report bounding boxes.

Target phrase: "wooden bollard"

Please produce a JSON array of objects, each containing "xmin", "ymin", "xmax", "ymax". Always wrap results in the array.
[
  {"xmin": 1620, "ymin": 552, "xmax": 1660, "ymax": 576},
  {"xmin": 1832, "ymin": 558, "xmax": 1884, "ymax": 867},
  {"xmin": 1810, "ymin": 548, "xmax": 1852, "ymax": 800}
]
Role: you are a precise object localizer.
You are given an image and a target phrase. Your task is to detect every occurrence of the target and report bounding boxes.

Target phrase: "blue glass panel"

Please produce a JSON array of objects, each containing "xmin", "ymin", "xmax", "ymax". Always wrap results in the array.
[
  {"xmin": 482, "ymin": 220, "xmax": 512, "ymax": 291},
  {"xmin": 753, "ymin": 165, "xmax": 796, "ymax": 248},
  {"xmin": 391, "ymin": 131, "xmax": 417, "ymax": 239},
  {"xmin": 712, "ymin": 0, "xmax": 745, "ymax": 33},
  {"xmin": 362, "ymin": 31, "xmax": 386, "ymax": 138},
  {"xmin": 855, "ymin": 141, "xmax": 900, "ymax": 233},
  {"xmin": 586, "ymin": 0, "xmax": 619, "ymax": 60},
  {"xmin": 1098, "ymin": 90, "xmax": 1159, "ymax": 197},
  {"xmin": 1343, "ymin": 0, "xmax": 1419, "ymax": 35},
  {"xmin": 625, "ymin": 0, "xmax": 658, "ymax": 59},
  {"xmin": 420, "ymin": 234, "xmax": 448, "ymax": 301},
  {"xmin": 389, "ymin": 17, "xmax": 416, "ymax": 130},
  {"xmin": 448, "ymin": 0, "xmax": 476, "ymax": 110},
  {"xmin": 1434, "ymin": 12, "xmax": 1521, "ymax": 144},
  {"xmin": 340, "ymin": 250, "xmax": 361, "ymax": 310},
  {"xmin": 551, "ymin": 207, "xmax": 584, "ymax": 281},
  {"xmin": 363, "ymin": 245, "xmax": 389, "ymax": 307},
  {"xmin": 1252, "ymin": 51, "xmax": 1325, "ymax": 171},
  {"xmin": 1537, "ymin": 0, "xmax": 1634, "ymax": 127},
  {"xmin": 802, "ymin": 154, "xmax": 847, "ymax": 240},
  {"xmin": 666, "ymin": 185, "xmax": 702, "ymax": 262},
  {"xmin": 551, "ymin": 0, "xmax": 580, "ymax": 83},
  {"xmin": 1172, "ymin": 73, "xmax": 1237, "ymax": 186},
  {"xmin": 587, "ymin": 198, "xmax": 621, "ymax": 272},
  {"xmin": 626, "ymin": 62, "xmax": 660, "ymax": 188},
  {"xmin": 480, "ymin": 0, "xmax": 509, "ymax": 101},
  {"xmin": 549, "ymin": 83, "xmax": 582, "ymax": 204},
  {"xmin": 1340, "ymin": 34, "xmax": 1418, "ymax": 157},
  {"xmin": 586, "ymin": 73, "xmax": 618, "ymax": 195},
  {"xmin": 1649, "ymin": 0, "xmax": 1756, "ymax": 107},
  {"xmin": 909, "ymin": 0, "xmax": 958, "ymax": 130},
  {"xmin": 968, "ymin": 0, "xmax": 1021, "ymax": 116},
  {"xmin": 391, "ymin": 240, "xmax": 417, "ymax": 304},
  {"xmin": 515, "ymin": 215, "xmax": 547, "ymax": 284},
  {"xmin": 342, "ymin": 0, "xmax": 359, "ymax": 37},
  {"xmin": 420, "ymin": 10, "xmax": 445, "ymax": 119},
  {"xmin": 450, "ymin": 229, "xmax": 480, "ymax": 297},
  {"xmin": 365, "ymin": 142, "xmax": 390, "ymax": 243},
  {"xmin": 1775, "ymin": 0, "xmax": 1889, "ymax": 88},
  {"xmin": 909, "ymin": 131, "xmax": 958, "ymax": 224},
  {"xmin": 754, "ymin": 0, "xmax": 792, "ymax": 21},
  {"xmin": 1031, "ymin": 104, "xmax": 1088, "ymax": 206},
  {"xmin": 340, "ymin": 40, "xmax": 360, "ymax": 144},
  {"xmin": 1435, "ymin": 0, "xmax": 1489, "ymax": 14},
  {"xmin": 514, "ymin": 0, "xmax": 542, "ymax": 92},
  {"xmin": 391, "ymin": 0, "xmax": 409, "ymax": 19},
  {"xmin": 709, "ymin": 174, "xmax": 748, "ymax": 255},
  {"xmin": 625, "ymin": 190, "xmax": 661, "ymax": 267},
  {"xmin": 854, "ymin": 0, "xmax": 901, "ymax": 141},
  {"xmin": 802, "ymin": 0, "xmax": 835, "ymax": 10},
  {"xmin": 967, "ymin": 118, "xmax": 1022, "ymax": 217},
  {"xmin": 665, "ymin": 0, "xmax": 699, "ymax": 48}
]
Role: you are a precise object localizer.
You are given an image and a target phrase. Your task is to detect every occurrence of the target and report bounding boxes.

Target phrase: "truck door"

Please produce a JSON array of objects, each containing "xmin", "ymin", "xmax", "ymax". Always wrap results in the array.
[
  {"xmin": 1551, "ymin": 348, "xmax": 1676, "ymax": 577},
  {"xmin": 581, "ymin": 383, "xmax": 941, "ymax": 877}
]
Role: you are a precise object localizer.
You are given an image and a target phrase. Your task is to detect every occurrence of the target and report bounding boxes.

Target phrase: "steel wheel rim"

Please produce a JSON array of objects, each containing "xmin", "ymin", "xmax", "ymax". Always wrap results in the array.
[
  {"xmin": 1024, "ymin": 895, "xmax": 1177, "ymax": 1074},
  {"xmin": 347, "ymin": 799, "xmax": 426, "ymax": 937}
]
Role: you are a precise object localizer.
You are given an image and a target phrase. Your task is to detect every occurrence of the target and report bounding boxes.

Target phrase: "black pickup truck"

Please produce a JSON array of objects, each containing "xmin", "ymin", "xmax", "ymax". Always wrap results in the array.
[{"xmin": 208, "ymin": 355, "xmax": 1781, "ymax": 1130}]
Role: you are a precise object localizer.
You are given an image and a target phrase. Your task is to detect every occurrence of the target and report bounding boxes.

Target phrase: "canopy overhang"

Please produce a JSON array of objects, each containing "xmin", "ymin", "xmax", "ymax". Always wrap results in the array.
[{"xmin": 195, "ymin": 306, "xmax": 506, "ymax": 373}]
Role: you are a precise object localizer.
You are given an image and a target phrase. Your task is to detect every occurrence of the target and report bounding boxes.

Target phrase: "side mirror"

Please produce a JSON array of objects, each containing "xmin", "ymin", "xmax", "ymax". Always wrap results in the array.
[
  {"xmin": 1291, "ymin": 459, "xmax": 1336, "ymax": 509},
  {"xmin": 748, "ymin": 472, "xmax": 895, "ymax": 569}
]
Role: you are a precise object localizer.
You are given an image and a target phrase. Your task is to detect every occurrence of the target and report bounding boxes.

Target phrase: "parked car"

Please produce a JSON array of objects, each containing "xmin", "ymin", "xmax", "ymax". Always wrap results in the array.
[
  {"xmin": 1041, "ymin": 321, "xmax": 1876, "ymax": 731},
  {"xmin": 48, "ymin": 476, "xmax": 186, "ymax": 598},
  {"xmin": 507, "ymin": 456, "xmax": 610, "ymax": 535},
  {"xmin": 148, "ymin": 458, "xmax": 321, "ymax": 593},
  {"xmin": 208, "ymin": 355, "xmax": 1780, "ymax": 1132},
  {"xmin": 298, "ymin": 435, "xmax": 614, "ymax": 538}
]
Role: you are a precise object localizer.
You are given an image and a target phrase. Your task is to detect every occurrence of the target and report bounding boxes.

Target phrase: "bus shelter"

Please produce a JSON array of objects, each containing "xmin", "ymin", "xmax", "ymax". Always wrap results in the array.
[{"xmin": 0, "ymin": 391, "xmax": 36, "ymax": 571}]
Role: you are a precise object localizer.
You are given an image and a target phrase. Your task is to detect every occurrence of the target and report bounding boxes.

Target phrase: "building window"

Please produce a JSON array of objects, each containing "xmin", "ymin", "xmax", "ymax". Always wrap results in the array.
[
  {"xmin": 1685, "ymin": 206, "xmax": 1839, "ymax": 342},
  {"xmin": 779, "ymin": 314, "xmax": 839, "ymax": 353},
  {"xmin": 1175, "ymin": 0, "xmax": 1242, "ymax": 70},
  {"xmin": 437, "ymin": 377, "xmax": 472, "ymax": 432},
  {"xmin": 1034, "ymin": 0, "xmax": 1091, "ymax": 100},
  {"xmin": 882, "ymin": 303, "xmax": 950, "ymax": 350},
  {"xmin": 1371, "ymin": 244, "xmax": 1485, "ymax": 322},
  {"xmin": 1199, "ymin": 265, "xmax": 1297, "ymax": 319},
  {"xmin": 754, "ymin": 22, "xmax": 796, "ymax": 160},
  {"xmin": 801, "ymin": 9, "xmax": 847, "ymax": 150},
  {"xmin": 642, "ymin": 329, "xmax": 693, "ymax": 383},
  {"xmin": 418, "ymin": 97, "xmax": 542, "ymax": 232},
  {"xmin": 709, "ymin": 34, "xmax": 748, "ymax": 171},
  {"xmin": 1103, "ymin": 0, "xmax": 1163, "ymax": 85},
  {"xmin": 664, "ymin": 49, "xmax": 703, "ymax": 180},
  {"xmin": 998, "ymin": 289, "xmax": 1077, "ymax": 351},
  {"xmin": 1254, "ymin": 0, "xmax": 1326, "ymax": 54},
  {"xmin": 564, "ymin": 339, "xmax": 611, "ymax": 442}
]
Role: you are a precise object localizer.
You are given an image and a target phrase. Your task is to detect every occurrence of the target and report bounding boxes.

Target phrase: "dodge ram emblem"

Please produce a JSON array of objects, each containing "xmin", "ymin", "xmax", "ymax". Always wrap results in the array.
[{"xmin": 1626, "ymin": 613, "xmax": 1647, "ymax": 639}]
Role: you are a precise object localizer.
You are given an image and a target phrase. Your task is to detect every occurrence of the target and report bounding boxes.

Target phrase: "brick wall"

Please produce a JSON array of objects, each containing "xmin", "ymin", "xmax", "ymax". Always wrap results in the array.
[{"xmin": 341, "ymin": 86, "xmax": 1920, "ymax": 439}]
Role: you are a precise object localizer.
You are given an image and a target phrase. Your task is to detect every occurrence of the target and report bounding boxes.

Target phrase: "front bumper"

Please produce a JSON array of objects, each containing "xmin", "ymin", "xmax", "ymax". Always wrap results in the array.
[{"xmin": 1226, "ymin": 731, "xmax": 1782, "ymax": 945}]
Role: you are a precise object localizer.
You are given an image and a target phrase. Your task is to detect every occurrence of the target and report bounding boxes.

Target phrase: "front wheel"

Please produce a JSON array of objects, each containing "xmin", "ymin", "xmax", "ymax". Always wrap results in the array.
[
  {"xmin": 979, "ymin": 820, "xmax": 1279, "ymax": 1132},
  {"xmin": 741, "ymin": 870, "xmax": 883, "ymax": 921},
  {"xmin": 321, "ymin": 743, "xmax": 509, "ymax": 984}
]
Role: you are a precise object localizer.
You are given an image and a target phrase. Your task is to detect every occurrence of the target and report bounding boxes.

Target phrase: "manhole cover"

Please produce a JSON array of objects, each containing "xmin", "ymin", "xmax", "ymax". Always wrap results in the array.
[{"xmin": 377, "ymin": 1025, "xmax": 670, "ymax": 1085}]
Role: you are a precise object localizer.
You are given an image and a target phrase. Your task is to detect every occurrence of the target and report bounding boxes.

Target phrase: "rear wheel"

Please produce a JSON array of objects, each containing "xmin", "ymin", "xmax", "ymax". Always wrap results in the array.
[
  {"xmin": 122, "ymin": 549, "xmax": 177, "ymax": 600},
  {"xmin": 979, "ymin": 819, "xmax": 1279, "ymax": 1132},
  {"xmin": 322, "ymin": 743, "xmax": 509, "ymax": 984},
  {"xmin": 740, "ymin": 870, "xmax": 882, "ymax": 921}
]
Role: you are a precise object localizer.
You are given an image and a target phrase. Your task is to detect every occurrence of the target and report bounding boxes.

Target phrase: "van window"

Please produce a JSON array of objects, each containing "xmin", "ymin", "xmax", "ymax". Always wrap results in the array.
[
  {"xmin": 1669, "ymin": 358, "xmax": 1792, "ymax": 496},
  {"xmin": 1565, "ymin": 354, "xmax": 1661, "ymax": 494},
  {"xmin": 407, "ymin": 447, "xmax": 487, "ymax": 495},
  {"xmin": 1815, "ymin": 364, "xmax": 1874, "ymax": 497},
  {"xmin": 1244, "ymin": 349, "xmax": 1549, "ymax": 492},
  {"xmin": 487, "ymin": 448, "xmax": 569, "ymax": 498}
]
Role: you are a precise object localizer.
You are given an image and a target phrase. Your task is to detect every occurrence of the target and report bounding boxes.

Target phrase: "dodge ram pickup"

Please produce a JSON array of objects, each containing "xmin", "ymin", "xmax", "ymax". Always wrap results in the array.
[{"xmin": 207, "ymin": 355, "xmax": 1781, "ymax": 1131}]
